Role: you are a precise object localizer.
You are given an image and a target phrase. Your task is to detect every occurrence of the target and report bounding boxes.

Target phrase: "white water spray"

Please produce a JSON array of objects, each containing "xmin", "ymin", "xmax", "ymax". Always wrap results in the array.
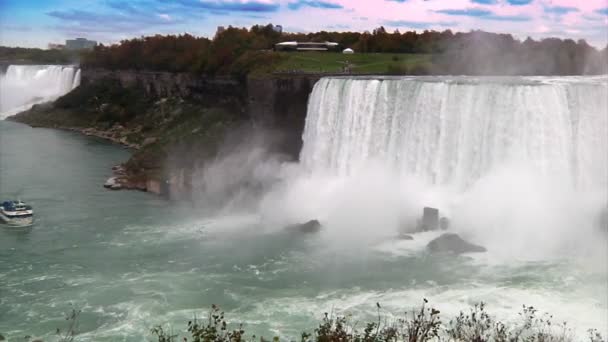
[
  {"xmin": 262, "ymin": 76, "xmax": 608, "ymax": 258},
  {"xmin": 0, "ymin": 65, "xmax": 81, "ymax": 119}
]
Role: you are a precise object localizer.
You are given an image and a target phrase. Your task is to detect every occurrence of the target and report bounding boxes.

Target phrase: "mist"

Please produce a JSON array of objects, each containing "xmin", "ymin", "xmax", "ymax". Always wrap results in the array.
[
  {"xmin": 188, "ymin": 125, "xmax": 293, "ymax": 214},
  {"xmin": 194, "ymin": 75, "xmax": 608, "ymax": 267}
]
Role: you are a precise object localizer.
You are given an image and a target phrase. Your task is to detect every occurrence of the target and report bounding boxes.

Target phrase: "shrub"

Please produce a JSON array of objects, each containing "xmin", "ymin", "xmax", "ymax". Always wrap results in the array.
[{"xmin": 152, "ymin": 301, "xmax": 604, "ymax": 342}]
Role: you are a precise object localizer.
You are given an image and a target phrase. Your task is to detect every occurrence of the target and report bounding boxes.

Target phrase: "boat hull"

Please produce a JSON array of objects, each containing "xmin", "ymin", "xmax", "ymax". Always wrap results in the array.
[{"xmin": 0, "ymin": 212, "xmax": 34, "ymax": 227}]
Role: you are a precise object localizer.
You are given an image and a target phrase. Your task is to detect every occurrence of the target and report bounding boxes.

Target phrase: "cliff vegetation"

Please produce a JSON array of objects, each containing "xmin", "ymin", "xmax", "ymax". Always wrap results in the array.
[
  {"xmin": 9, "ymin": 77, "xmax": 246, "ymax": 196},
  {"xmin": 0, "ymin": 46, "xmax": 80, "ymax": 65}
]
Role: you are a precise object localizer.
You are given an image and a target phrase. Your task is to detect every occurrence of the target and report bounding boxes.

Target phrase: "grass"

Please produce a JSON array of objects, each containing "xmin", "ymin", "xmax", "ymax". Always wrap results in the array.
[{"xmin": 273, "ymin": 52, "xmax": 433, "ymax": 74}]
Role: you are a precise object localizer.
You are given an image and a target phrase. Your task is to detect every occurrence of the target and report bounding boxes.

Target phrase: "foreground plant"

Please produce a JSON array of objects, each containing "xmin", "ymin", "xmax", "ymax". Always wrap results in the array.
[{"xmin": 151, "ymin": 301, "xmax": 605, "ymax": 342}]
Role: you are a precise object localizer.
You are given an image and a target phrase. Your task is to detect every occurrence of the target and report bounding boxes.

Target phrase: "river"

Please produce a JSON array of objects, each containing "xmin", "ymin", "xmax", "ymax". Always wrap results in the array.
[{"xmin": 1, "ymin": 75, "xmax": 607, "ymax": 341}]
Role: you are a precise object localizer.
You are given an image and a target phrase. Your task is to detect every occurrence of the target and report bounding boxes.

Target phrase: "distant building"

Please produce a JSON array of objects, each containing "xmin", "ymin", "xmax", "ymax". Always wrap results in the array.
[
  {"xmin": 275, "ymin": 41, "xmax": 339, "ymax": 52},
  {"xmin": 273, "ymin": 25, "xmax": 283, "ymax": 33},
  {"xmin": 216, "ymin": 26, "xmax": 226, "ymax": 36},
  {"xmin": 48, "ymin": 43, "xmax": 65, "ymax": 50},
  {"xmin": 65, "ymin": 38, "xmax": 97, "ymax": 50}
]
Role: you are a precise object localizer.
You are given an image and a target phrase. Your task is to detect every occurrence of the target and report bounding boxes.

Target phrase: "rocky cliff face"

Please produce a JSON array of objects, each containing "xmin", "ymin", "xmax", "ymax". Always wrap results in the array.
[
  {"xmin": 12, "ymin": 69, "xmax": 323, "ymax": 199},
  {"xmin": 81, "ymin": 69, "xmax": 321, "ymax": 160},
  {"xmin": 247, "ymin": 75, "xmax": 320, "ymax": 158},
  {"xmin": 82, "ymin": 69, "xmax": 243, "ymax": 101}
]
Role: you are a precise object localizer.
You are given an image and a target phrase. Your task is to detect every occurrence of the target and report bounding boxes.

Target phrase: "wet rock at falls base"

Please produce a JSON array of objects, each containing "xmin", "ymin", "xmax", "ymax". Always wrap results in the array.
[
  {"xmin": 103, "ymin": 177, "xmax": 122, "ymax": 190},
  {"xmin": 417, "ymin": 207, "xmax": 439, "ymax": 231},
  {"xmin": 427, "ymin": 233, "xmax": 487, "ymax": 254},
  {"xmin": 397, "ymin": 233, "xmax": 414, "ymax": 240},
  {"xmin": 411, "ymin": 207, "xmax": 450, "ymax": 233},
  {"xmin": 598, "ymin": 207, "xmax": 608, "ymax": 233},
  {"xmin": 286, "ymin": 220, "xmax": 322, "ymax": 234},
  {"xmin": 439, "ymin": 217, "xmax": 450, "ymax": 230}
]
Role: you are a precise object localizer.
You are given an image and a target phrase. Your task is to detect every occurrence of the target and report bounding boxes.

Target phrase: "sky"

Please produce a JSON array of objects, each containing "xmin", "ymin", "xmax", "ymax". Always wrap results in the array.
[{"xmin": 0, "ymin": 0, "xmax": 607, "ymax": 49}]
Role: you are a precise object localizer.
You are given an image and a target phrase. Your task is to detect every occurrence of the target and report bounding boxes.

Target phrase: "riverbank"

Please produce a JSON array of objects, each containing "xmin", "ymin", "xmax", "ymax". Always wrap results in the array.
[{"xmin": 8, "ymin": 70, "xmax": 319, "ymax": 199}]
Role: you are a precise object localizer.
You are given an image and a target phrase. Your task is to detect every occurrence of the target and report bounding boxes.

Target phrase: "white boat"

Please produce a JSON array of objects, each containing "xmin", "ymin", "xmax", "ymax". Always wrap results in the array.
[{"xmin": 0, "ymin": 200, "xmax": 34, "ymax": 227}]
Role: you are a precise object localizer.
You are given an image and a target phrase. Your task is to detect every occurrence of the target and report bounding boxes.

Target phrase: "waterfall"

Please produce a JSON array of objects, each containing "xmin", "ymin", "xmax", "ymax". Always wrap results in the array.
[
  {"xmin": 0, "ymin": 65, "xmax": 81, "ymax": 119},
  {"xmin": 300, "ymin": 77, "xmax": 608, "ymax": 191}
]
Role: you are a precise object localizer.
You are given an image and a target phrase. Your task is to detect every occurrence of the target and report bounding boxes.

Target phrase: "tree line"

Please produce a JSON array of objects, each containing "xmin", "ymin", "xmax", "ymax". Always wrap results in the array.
[
  {"xmin": 3, "ymin": 24, "xmax": 606, "ymax": 75},
  {"xmin": 0, "ymin": 46, "xmax": 79, "ymax": 65}
]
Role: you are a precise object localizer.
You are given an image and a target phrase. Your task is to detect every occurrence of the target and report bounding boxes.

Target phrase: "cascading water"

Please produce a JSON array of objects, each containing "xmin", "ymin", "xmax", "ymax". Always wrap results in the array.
[
  {"xmin": 263, "ymin": 76, "xmax": 608, "ymax": 258},
  {"xmin": 300, "ymin": 77, "xmax": 608, "ymax": 191},
  {"xmin": 0, "ymin": 65, "xmax": 81, "ymax": 119}
]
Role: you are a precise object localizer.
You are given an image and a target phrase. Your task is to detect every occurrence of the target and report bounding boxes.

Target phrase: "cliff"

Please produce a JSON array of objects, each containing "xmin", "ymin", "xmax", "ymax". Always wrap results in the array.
[
  {"xmin": 247, "ymin": 74, "xmax": 321, "ymax": 157},
  {"xmin": 82, "ymin": 69, "xmax": 243, "ymax": 100},
  {"xmin": 9, "ymin": 69, "xmax": 322, "ymax": 199}
]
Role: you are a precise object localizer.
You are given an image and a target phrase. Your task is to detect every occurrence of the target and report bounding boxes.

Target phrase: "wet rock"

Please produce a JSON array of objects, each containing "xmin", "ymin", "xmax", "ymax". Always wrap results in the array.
[
  {"xmin": 416, "ymin": 207, "xmax": 440, "ymax": 232},
  {"xmin": 598, "ymin": 207, "xmax": 607, "ymax": 233},
  {"xmin": 397, "ymin": 233, "xmax": 414, "ymax": 240},
  {"xmin": 141, "ymin": 137, "xmax": 157, "ymax": 147},
  {"xmin": 427, "ymin": 233, "xmax": 486, "ymax": 254},
  {"xmin": 103, "ymin": 177, "xmax": 122, "ymax": 190},
  {"xmin": 112, "ymin": 164, "xmax": 126, "ymax": 176},
  {"xmin": 439, "ymin": 217, "xmax": 450, "ymax": 230},
  {"xmin": 286, "ymin": 220, "xmax": 322, "ymax": 234}
]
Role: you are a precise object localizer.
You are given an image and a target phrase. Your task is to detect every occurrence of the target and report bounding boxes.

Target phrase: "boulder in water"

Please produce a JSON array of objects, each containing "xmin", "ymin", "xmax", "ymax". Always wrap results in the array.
[
  {"xmin": 415, "ymin": 207, "xmax": 440, "ymax": 232},
  {"xmin": 427, "ymin": 233, "xmax": 486, "ymax": 254},
  {"xmin": 103, "ymin": 177, "xmax": 122, "ymax": 190},
  {"xmin": 597, "ymin": 207, "xmax": 607, "ymax": 233},
  {"xmin": 397, "ymin": 233, "xmax": 414, "ymax": 240},
  {"xmin": 286, "ymin": 220, "xmax": 322, "ymax": 234},
  {"xmin": 439, "ymin": 217, "xmax": 450, "ymax": 230}
]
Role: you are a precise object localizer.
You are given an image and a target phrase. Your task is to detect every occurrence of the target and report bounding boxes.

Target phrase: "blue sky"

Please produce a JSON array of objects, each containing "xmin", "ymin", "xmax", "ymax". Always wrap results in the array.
[{"xmin": 0, "ymin": 0, "xmax": 606, "ymax": 48}]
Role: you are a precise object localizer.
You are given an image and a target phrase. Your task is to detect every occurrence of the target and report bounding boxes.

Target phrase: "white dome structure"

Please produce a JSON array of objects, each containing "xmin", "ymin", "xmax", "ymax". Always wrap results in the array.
[{"xmin": 342, "ymin": 48, "xmax": 354, "ymax": 54}]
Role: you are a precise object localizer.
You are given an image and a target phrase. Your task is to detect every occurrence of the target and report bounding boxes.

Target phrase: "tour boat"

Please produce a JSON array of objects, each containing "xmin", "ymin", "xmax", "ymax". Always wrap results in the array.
[{"xmin": 0, "ymin": 200, "xmax": 34, "ymax": 227}]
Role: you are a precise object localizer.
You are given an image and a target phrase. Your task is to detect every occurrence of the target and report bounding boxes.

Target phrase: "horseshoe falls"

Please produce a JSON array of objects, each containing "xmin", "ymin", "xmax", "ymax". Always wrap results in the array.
[{"xmin": 0, "ymin": 65, "xmax": 80, "ymax": 119}]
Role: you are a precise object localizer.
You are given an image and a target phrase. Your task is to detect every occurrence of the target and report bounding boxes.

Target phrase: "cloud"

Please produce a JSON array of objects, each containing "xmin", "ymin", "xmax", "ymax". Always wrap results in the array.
[
  {"xmin": 544, "ymin": 6, "xmax": 579, "ymax": 15},
  {"xmin": 0, "ymin": 24, "xmax": 32, "ymax": 32},
  {"xmin": 325, "ymin": 24, "xmax": 350, "ymax": 29},
  {"xmin": 382, "ymin": 20, "xmax": 457, "ymax": 29},
  {"xmin": 485, "ymin": 14, "xmax": 531, "ymax": 21},
  {"xmin": 583, "ymin": 14, "xmax": 606, "ymax": 22},
  {"xmin": 47, "ymin": 8, "xmax": 179, "ymax": 27},
  {"xmin": 287, "ymin": 0, "xmax": 343, "ymax": 10},
  {"xmin": 471, "ymin": 0, "xmax": 498, "ymax": 4},
  {"xmin": 595, "ymin": 7, "xmax": 608, "ymax": 15},
  {"xmin": 437, "ymin": 8, "xmax": 492, "ymax": 17},
  {"xmin": 46, "ymin": 1, "xmax": 185, "ymax": 40},
  {"xmin": 506, "ymin": 0, "xmax": 532, "ymax": 5},
  {"xmin": 385, "ymin": 0, "xmax": 408, "ymax": 2},
  {"xmin": 171, "ymin": 0, "xmax": 280, "ymax": 13},
  {"xmin": 437, "ymin": 7, "xmax": 531, "ymax": 21}
]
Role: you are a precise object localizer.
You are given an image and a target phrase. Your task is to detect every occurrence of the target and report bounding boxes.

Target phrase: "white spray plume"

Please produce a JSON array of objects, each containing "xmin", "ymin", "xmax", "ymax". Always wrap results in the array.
[{"xmin": 0, "ymin": 65, "xmax": 80, "ymax": 119}]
